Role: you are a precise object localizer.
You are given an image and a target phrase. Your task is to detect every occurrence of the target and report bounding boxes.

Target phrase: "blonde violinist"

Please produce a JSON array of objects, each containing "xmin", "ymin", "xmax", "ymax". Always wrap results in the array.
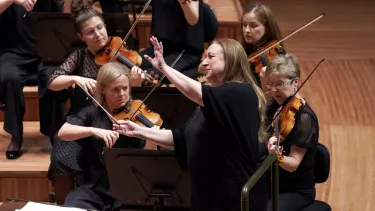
[{"xmin": 265, "ymin": 53, "xmax": 319, "ymax": 211}]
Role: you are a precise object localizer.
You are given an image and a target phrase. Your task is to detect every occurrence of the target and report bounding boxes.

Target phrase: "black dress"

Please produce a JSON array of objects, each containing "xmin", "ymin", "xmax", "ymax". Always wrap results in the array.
[
  {"xmin": 46, "ymin": 49, "xmax": 100, "ymax": 179},
  {"xmin": 63, "ymin": 105, "xmax": 145, "ymax": 211},
  {"xmin": 266, "ymin": 99, "xmax": 319, "ymax": 211},
  {"xmin": 172, "ymin": 83, "xmax": 268, "ymax": 211},
  {"xmin": 139, "ymin": 0, "xmax": 205, "ymax": 80},
  {"xmin": 0, "ymin": 2, "xmax": 61, "ymax": 140}
]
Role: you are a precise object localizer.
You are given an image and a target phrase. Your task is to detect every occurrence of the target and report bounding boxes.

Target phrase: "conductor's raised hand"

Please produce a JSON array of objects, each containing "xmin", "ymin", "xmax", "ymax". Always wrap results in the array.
[
  {"xmin": 113, "ymin": 120, "xmax": 143, "ymax": 139},
  {"xmin": 144, "ymin": 36, "xmax": 167, "ymax": 72}
]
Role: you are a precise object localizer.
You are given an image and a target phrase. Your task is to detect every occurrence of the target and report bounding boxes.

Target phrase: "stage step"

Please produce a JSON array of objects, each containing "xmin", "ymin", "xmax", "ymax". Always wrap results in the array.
[
  {"xmin": 0, "ymin": 86, "xmax": 39, "ymax": 122},
  {"xmin": 0, "ymin": 121, "xmax": 52, "ymax": 202}
]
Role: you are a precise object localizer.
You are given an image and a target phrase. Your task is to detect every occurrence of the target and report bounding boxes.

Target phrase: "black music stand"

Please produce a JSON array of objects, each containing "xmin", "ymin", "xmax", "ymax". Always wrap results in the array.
[
  {"xmin": 104, "ymin": 148, "xmax": 191, "ymax": 211},
  {"xmin": 131, "ymin": 87, "xmax": 198, "ymax": 129},
  {"xmin": 30, "ymin": 12, "xmax": 137, "ymax": 65}
]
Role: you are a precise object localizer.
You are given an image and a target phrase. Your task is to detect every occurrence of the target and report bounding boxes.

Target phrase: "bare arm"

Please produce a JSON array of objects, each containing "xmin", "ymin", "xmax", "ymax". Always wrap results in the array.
[
  {"xmin": 58, "ymin": 122, "xmax": 119, "ymax": 148},
  {"xmin": 178, "ymin": 0, "xmax": 199, "ymax": 25},
  {"xmin": 48, "ymin": 75, "xmax": 76, "ymax": 91},
  {"xmin": 160, "ymin": 65, "xmax": 203, "ymax": 106},
  {"xmin": 113, "ymin": 120, "xmax": 174, "ymax": 148},
  {"xmin": 49, "ymin": 75, "xmax": 96, "ymax": 94},
  {"xmin": 279, "ymin": 145, "xmax": 307, "ymax": 172},
  {"xmin": 58, "ymin": 122, "xmax": 94, "ymax": 141},
  {"xmin": 1, "ymin": 0, "xmax": 36, "ymax": 14},
  {"xmin": 144, "ymin": 36, "xmax": 203, "ymax": 106},
  {"xmin": 0, "ymin": 0, "xmax": 13, "ymax": 14},
  {"xmin": 63, "ymin": 0, "xmax": 70, "ymax": 13},
  {"xmin": 268, "ymin": 136, "xmax": 307, "ymax": 173}
]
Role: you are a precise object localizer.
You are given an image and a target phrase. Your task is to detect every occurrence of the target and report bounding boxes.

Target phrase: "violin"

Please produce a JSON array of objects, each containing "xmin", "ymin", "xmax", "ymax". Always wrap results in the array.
[
  {"xmin": 272, "ymin": 96, "xmax": 303, "ymax": 141},
  {"xmin": 95, "ymin": 36, "xmax": 142, "ymax": 67},
  {"xmin": 248, "ymin": 40, "xmax": 285, "ymax": 75},
  {"xmin": 113, "ymin": 99, "xmax": 163, "ymax": 128},
  {"xmin": 247, "ymin": 13, "xmax": 325, "ymax": 75}
]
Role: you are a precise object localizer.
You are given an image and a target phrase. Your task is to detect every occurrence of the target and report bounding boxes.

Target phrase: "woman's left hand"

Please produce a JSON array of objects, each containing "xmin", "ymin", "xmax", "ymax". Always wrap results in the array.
[
  {"xmin": 144, "ymin": 36, "xmax": 168, "ymax": 72},
  {"xmin": 267, "ymin": 136, "xmax": 277, "ymax": 154}
]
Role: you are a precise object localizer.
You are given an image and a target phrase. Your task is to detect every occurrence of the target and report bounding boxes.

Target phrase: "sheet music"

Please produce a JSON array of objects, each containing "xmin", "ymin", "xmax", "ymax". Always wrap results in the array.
[{"xmin": 15, "ymin": 201, "xmax": 87, "ymax": 211}]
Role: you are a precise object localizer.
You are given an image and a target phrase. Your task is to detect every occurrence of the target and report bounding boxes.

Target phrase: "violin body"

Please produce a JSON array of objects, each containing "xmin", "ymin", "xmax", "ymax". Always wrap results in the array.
[
  {"xmin": 248, "ymin": 40, "xmax": 285, "ymax": 74},
  {"xmin": 272, "ymin": 96, "xmax": 302, "ymax": 141},
  {"xmin": 95, "ymin": 36, "xmax": 142, "ymax": 67},
  {"xmin": 114, "ymin": 99, "xmax": 163, "ymax": 128}
]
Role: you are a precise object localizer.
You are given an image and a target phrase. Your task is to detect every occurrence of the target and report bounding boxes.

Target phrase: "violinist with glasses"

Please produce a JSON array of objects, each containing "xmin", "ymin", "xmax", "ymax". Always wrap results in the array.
[
  {"xmin": 264, "ymin": 53, "xmax": 319, "ymax": 211},
  {"xmin": 57, "ymin": 62, "xmax": 155, "ymax": 211}
]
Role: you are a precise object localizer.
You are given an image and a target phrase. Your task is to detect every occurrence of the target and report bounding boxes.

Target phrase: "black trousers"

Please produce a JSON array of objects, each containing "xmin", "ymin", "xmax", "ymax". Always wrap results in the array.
[
  {"xmin": 64, "ymin": 186, "xmax": 121, "ymax": 211},
  {"xmin": 267, "ymin": 188, "xmax": 316, "ymax": 211},
  {"xmin": 0, "ymin": 51, "xmax": 47, "ymax": 139}
]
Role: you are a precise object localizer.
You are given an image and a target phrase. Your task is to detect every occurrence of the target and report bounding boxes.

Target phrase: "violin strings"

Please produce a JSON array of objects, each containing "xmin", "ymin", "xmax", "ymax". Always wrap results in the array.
[
  {"xmin": 128, "ymin": 50, "xmax": 185, "ymax": 121},
  {"xmin": 266, "ymin": 58, "xmax": 325, "ymax": 133},
  {"xmin": 109, "ymin": 0, "xmax": 152, "ymax": 63},
  {"xmin": 248, "ymin": 13, "xmax": 325, "ymax": 62},
  {"xmin": 75, "ymin": 83, "xmax": 117, "ymax": 123}
]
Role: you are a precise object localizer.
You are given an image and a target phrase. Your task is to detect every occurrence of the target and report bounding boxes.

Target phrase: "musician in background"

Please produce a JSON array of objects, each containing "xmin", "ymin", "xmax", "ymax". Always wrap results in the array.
[
  {"xmin": 241, "ymin": 3, "xmax": 286, "ymax": 94},
  {"xmin": 0, "ymin": 0, "xmax": 64, "ymax": 159},
  {"xmin": 58, "ymin": 62, "xmax": 147, "ymax": 211},
  {"xmin": 139, "ymin": 0, "xmax": 204, "ymax": 84},
  {"xmin": 265, "ymin": 53, "xmax": 319, "ymax": 211}
]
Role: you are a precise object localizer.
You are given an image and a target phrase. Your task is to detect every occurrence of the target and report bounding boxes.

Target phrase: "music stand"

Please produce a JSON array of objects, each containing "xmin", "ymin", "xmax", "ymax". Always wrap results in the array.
[
  {"xmin": 104, "ymin": 148, "xmax": 191, "ymax": 211},
  {"xmin": 131, "ymin": 87, "xmax": 198, "ymax": 129},
  {"xmin": 30, "ymin": 12, "xmax": 137, "ymax": 65}
]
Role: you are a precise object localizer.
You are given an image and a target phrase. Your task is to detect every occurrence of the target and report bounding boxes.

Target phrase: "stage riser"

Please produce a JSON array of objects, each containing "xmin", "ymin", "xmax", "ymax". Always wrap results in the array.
[
  {"xmin": 0, "ymin": 177, "xmax": 52, "ymax": 202},
  {"xmin": 0, "ymin": 89, "xmax": 39, "ymax": 122}
]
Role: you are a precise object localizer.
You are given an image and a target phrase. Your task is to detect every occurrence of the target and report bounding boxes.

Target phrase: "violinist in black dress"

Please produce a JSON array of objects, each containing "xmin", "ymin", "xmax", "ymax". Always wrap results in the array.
[
  {"xmin": 241, "ymin": 3, "xmax": 286, "ymax": 97},
  {"xmin": 58, "ymin": 62, "xmax": 149, "ymax": 211},
  {"xmin": 264, "ymin": 53, "xmax": 319, "ymax": 211}
]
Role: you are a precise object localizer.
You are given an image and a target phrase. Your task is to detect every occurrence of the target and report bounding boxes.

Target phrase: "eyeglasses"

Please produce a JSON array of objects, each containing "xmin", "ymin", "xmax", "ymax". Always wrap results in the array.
[{"xmin": 266, "ymin": 78, "xmax": 294, "ymax": 89}]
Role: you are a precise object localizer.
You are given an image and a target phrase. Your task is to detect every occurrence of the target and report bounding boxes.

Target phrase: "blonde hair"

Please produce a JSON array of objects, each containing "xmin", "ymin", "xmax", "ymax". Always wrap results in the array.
[
  {"xmin": 213, "ymin": 38, "xmax": 267, "ymax": 141},
  {"xmin": 242, "ymin": 3, "xmax": 283, "ymax": 49},
  {"xmin": 94, "ymin": 62, "xmax": 132, "ymax": 104},
  {"xmin": 265, "ymin": 53, "xmax": 300, "ymax": 79}
]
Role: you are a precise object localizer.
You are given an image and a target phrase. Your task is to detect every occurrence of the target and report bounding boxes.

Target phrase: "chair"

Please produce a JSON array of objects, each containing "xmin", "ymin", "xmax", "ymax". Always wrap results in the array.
[{"xmin": 301, "ymin": 143, "xmax": 332, "ymax": 211}]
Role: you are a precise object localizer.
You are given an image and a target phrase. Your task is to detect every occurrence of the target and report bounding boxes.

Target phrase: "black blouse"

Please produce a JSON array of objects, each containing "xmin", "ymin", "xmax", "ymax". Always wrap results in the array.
[
  {"xmin": 172, "ymin": 82, "xmax": 267, "ymax": 211},
  {"xmin": 151, "ymin": 0, "xmax": 205, "ymax": 54},
  {"xmin": 49, "ymin": 48, "xmax": 100, "ymax": 115},
  {"xmin": 66, "ymin": 105, "xmax": 145, "ymax": 190},
  {"xmin": 267, "ymin": 99, "xmax": 319, "ymax": 192}
]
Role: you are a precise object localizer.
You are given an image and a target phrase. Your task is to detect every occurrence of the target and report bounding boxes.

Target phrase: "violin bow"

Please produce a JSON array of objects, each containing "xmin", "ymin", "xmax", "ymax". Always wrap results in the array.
[
  {"xmin": 75, "ymin": 83, "xmax": 118, "ymax": 123},
  {"xmin": 109, "ymin": 0, "xmax": 152, "ymax": 63},
  {"xmin": 266, "ymin": 58, "xmax": 325, "ymax": 133},
  {"xmin": 248, "ymin": 13, "xmax": 325, "ymax": 62},
  {"xmin": 128, "ymin": 50, "xmax": 185, "ymax": 121}
]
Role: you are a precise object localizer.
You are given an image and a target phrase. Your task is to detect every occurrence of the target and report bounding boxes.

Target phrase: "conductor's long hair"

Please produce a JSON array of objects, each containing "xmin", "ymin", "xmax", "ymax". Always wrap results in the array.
[{"xmin": 213, "ymin": 38, "xmax": 267, "ymax": 141}]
